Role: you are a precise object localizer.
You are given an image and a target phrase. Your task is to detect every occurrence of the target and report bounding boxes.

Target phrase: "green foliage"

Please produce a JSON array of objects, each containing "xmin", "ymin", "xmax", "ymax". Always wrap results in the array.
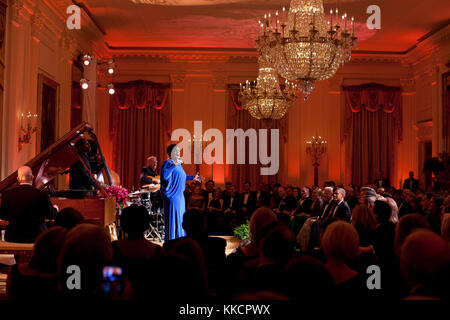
[{"xmin": 234, "ymin": 221, "xmax": 250, "ymax": 240}]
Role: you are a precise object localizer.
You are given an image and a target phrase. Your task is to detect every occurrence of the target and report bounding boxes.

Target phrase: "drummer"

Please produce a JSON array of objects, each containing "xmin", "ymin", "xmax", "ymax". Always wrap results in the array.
[
  {"xmin": 140, "ymin": 156, "xmax": 163, "ymax": 212},
  {"xmin": 140, "ymin": 156, "xmax": 160, "ymax": 187}
]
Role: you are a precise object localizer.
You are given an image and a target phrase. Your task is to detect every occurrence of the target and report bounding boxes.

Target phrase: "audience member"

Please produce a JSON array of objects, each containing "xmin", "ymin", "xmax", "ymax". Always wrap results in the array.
[
  {"xmin": 54, "ymin": 207, "xmax": 84, "ymax": 230},
  {"xmin": 400, "ymin": 230, "xmax": 450, "ymax": 299},
  {"xmin": 7, "ymin": 226, "xmax": 66, "ymax": 300}
]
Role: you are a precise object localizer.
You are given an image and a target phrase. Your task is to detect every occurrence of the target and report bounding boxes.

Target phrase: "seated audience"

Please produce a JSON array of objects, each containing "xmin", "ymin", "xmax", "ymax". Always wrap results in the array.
[
  {"xmin": 238, "ymin": 181, "xmax": 257, "ymax": 219},
  {"xmin": 293, "ymin": 187, "xmax": 312, "ymax": 215},
  {"xmin": 7, "ymin": 226, "xmax": 66, "ymax": 300},
  {"xmin": 319, "ymin": 187, "xmax": 334, "ymax": 220},
  {"xmin": 328, "ymin": 188, "xmax": 351, "ymax": 222},
  {"xmin": 273, "ymin": 186, "xmax": 297, "ymax": 223}
]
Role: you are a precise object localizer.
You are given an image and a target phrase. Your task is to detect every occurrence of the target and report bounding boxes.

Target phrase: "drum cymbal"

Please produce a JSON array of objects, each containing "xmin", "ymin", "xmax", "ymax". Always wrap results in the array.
[{"xmin": 129, "ymin": 190, "xmax": 150, "ymax": 196}]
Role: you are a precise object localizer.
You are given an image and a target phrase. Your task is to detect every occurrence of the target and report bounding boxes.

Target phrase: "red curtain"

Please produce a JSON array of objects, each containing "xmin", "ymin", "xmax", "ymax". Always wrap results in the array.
[
  {"xmin": 227, "ymin": 87, "xmax": 287, "ymax": 192},
  {"xmin": 343, "ymin": 83, "xmax": 402, "ymax": 186},
  {"xmin": 109, "ymin": 80, "xmax": 171, "ymax": 190}
]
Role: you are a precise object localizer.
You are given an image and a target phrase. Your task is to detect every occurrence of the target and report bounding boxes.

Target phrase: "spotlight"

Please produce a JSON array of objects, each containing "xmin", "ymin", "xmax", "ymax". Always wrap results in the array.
[
  {"xmin": 81, "ymin": 54, "xmax": 92, "ymax": 66},
  {"xmin": 80, "ymin": 78, "xmax": 89, "ymax": 90},
  {"xmin": 108, "ymin": 83, "xmax": 115, "ymax": 95},
  {"xmin": 107, "ymin": 60, "xmax": 115, "ymax": 74}
]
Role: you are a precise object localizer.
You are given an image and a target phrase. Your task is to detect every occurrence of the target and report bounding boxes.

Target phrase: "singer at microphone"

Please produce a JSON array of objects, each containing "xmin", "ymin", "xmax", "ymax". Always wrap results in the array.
[{"xmin": 160, "ymin": 144, "xmax": 202, "ymax": 242}]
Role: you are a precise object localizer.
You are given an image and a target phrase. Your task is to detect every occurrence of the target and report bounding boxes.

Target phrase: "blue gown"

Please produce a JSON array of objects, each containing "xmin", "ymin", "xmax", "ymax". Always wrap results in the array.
[{"xmin": 160, "ymin": 159, "xmax": 194, "ymax": 242}]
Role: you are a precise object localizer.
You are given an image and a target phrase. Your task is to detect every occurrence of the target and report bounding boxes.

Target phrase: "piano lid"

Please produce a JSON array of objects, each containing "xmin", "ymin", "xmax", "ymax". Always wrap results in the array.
[{"xmin": 0, "ymin": 122, "xmax": 105, "ymax": 194}]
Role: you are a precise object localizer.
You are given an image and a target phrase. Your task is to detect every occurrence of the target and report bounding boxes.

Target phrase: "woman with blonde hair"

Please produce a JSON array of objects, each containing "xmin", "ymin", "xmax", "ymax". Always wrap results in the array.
[{"xmin": 321, "ymin": 221, "xmax": 368, "ymax": 296}]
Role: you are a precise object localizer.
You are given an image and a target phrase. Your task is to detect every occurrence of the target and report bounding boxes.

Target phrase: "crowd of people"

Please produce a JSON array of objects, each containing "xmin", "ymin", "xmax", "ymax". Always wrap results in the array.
[{"xmin": 2, "ymin": 171, "xmax": 449, "ymax": 301}]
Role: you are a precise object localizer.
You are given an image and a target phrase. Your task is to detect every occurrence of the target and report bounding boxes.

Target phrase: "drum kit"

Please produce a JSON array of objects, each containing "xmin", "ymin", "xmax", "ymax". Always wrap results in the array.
[{"xmin": 128, "ymin": 183, "xmax": 164, "ymax": 242}]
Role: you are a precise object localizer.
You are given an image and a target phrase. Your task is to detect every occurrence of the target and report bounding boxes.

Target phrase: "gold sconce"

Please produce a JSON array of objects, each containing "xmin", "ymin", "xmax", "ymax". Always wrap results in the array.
[{"xmin": 18, "ymin": 112, "xmax": 38, "ymax": 151}]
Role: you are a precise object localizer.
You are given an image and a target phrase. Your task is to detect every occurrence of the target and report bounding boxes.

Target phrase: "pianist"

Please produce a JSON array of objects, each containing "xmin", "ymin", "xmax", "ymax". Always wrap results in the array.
[
  {"xmin": 69, "ymin": 138, "xmax": 98, "ymax": 190},
  {"xmin": 0, "ymin": 166, "xmax": 57, "ymax": 243},
  {"xmin": 140, "ymin": 156, "xmax": 160, "ymax": 187}
]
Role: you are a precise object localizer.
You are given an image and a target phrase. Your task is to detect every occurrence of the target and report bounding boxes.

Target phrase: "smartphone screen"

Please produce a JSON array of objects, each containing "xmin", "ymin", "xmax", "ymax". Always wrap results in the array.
[{"xmin": 102, "ymin": 265, "xmax": 124, "ymax": 294}]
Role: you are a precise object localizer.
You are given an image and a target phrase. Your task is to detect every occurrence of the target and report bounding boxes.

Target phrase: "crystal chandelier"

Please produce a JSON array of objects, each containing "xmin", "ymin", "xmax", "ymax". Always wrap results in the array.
[
  {"xmin": 255, "ymin": 0, "xmax": 357, "ymax": 99},
  {"xmin": 239, "ymin": 56, "xmax": 297, "ymax": 120}
]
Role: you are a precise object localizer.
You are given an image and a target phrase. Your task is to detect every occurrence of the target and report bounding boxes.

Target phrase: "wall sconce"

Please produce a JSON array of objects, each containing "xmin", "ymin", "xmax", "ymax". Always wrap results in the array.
[{"xmin": 18, "ymin": 112, "xmax": 38, "ymax": 151}]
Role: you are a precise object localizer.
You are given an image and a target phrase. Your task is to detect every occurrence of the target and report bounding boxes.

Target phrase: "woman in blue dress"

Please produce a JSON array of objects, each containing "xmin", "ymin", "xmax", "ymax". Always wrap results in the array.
[{"xmin": 161, "ymin": 144, "xmax": 201, "ymax": 242}]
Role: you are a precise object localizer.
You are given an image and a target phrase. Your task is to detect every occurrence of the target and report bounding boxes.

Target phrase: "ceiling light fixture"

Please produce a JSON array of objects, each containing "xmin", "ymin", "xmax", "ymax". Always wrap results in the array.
[
  {"xmin": 255, "ymin": 0, "xmax": 357, "ymax": 99},
  {"xmin": 108, "ymin": 83, "xmax": 115, "ymax": 95},
  {"xmin": 239, "ymin": 56, "xmax": 297, "ymax": 120}
]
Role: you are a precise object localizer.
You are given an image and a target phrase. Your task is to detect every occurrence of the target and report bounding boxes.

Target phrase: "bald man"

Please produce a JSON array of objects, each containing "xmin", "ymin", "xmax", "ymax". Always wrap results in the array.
[
  {"xmin": 0, "ymin": 166, "xmax": 56, "ymax": 243},
  {"xmin": 140, "ymin": 156, "xmax": 160, "ymax": 187}
]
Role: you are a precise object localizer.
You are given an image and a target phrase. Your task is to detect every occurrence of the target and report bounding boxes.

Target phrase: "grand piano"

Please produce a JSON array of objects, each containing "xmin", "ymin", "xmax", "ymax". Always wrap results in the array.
[{"xmin": 0, "ymin": 122, "xmax": 116, "ymax": 228}]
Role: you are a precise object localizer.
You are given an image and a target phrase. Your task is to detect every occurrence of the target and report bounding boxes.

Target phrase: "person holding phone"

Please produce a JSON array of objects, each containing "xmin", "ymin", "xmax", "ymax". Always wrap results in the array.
[{"xmin": 161, "ymin": 144, "xmax": 202, "ymax": 241}]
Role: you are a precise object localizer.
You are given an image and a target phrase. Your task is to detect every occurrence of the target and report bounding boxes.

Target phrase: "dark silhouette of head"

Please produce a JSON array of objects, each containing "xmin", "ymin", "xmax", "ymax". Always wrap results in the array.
[
  {"xmin": 182, "ymin": 208, "xmax": 206, "ymax": 237},
  {"xmin": 394, "ymin": 213, "xmax": 430, "ymax": 256},
  {"xmin": 55, "ymin": 207, "xmax": 84, "ymax": 231},
  {"xmin": 373, "ymin": 200, "xmax": 392, "ymax": 224},
  {"xmin": 120, "ymin": 205, "xmax": 150, "ymax": 239},
  {"xmin": 29, "ymin": 226, "xmax": 67, "ymax": 274},
  {"xmin": 261, "ymin": 224, "xmax": 296, "ymax": 266}
]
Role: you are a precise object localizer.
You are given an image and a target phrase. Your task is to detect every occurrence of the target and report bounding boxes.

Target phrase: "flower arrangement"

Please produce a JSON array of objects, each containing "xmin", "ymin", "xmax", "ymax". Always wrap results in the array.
[{"xmin": 105, "ymin": 185, "xmax": 129, "ymax": 209}]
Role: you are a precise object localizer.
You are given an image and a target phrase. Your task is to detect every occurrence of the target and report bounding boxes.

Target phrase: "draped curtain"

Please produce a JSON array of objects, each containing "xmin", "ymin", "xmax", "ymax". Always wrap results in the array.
[
  {"xmin": 343, "ymin": 83, "xmax": 402, "ymax": 187},
  {"xmin": 110, "ymin": 80, "xmax": 171, "ymax": 190},
  {"xmin": 227, "ymin": 87, "xmax": 287, "ymax": 192}
]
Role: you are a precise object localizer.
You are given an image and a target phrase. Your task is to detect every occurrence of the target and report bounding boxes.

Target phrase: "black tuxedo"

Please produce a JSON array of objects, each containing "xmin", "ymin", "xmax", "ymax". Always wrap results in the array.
[
  {"xmin": 223, "ymin": 194, "xmax": 240, "ymax": 212},
  {"xmin": 140, "ymin": 166, "xmax": 158, "ymax": 186},
  {"xmin": 294, "ymin": 196, "xmax": 312, "ymax": 214},
  {"xmin": 0, "ymin": 184, "xmax": 56, "ymax": 243},
  {"xmin": 403, "ymin": 178, "xmax": 419, "ymax": 193},
  {"xmin": 255, "ymin": 190, "xmax": 271, "ymax": 207},
  {"xmin": 239, "ymin": 191, "xmax": 257, "ymax": 212},
  {"xmin": 320, "ymin": 201, "xmax": 334, "ymax": 220},
  {"xmin": 329, "ymin": 200, "xmax": 351, "ymax": 222},
  {"xmin": 69, "ymin": 151, "xmax": 97, "ymax": 190}
]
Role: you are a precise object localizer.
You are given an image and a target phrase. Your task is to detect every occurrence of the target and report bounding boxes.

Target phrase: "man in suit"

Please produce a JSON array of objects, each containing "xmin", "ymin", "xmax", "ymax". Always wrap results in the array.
[
  {"xmin": 203, "ymin": 179, "xmax": 215, "ymax": 206},
  {"xmin": 329, "ymin": 188, "xmax": 351, "ymax": 222},
  {"xmin": 273, "ymin": 186, "xmax": 297, "ymax": 224},
  {"xmin": 319, "ymin": 187, "xmax": 334, "ymax": 220},
  {"xmin": 140, "ymin": 156, "xmax": 160, "ymax": 187},
  {"xmin": 223, "ymin": 184, "xmax": 241, "ymax": 233},
  {"xmin": 255, "ymin": 183, "xmax": 270, "ymax": 208},
  {"xmin": 403, "ymin": 171, "xmax": 419, "ymax": 193},
  {"xmin": 0, "ymin": 166, "xmax": 57, "ymax": 243},
  {"xmin": 238, "ymin": 181, "xmax": 257, "ymax": 219},
  {"xmin": 69, "ymin": 138, "xmax": 98, "ymax": 190},
  {"xmin": 294, "ymin": 186, "xmax": 313, "ymax": 215}
]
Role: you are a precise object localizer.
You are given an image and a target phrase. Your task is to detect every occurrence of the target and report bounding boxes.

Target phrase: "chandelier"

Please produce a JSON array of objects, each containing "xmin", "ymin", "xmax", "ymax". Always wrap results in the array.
[
  {"xmin": 255, "ymin": 0, "xmax": 357, "ymax": 99},
  {"xmin": 239, "ymin": 56, "xmax": 297, "ymax": 120}
]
